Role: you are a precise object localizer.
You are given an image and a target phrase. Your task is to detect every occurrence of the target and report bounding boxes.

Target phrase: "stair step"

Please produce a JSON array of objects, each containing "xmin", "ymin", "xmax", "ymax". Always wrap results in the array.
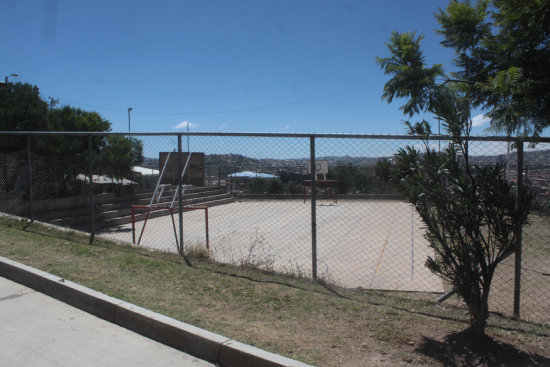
[
  {"xmin": 39, "ymin": 186, "xmax": 231, "ymax": 229},
  {"xmin": 98, "ymin": 194, "xmax": 231, "ymax": 219},
  {"xmin": 100, "ymin": 197, "xmax": 234, "ymax": 228}
]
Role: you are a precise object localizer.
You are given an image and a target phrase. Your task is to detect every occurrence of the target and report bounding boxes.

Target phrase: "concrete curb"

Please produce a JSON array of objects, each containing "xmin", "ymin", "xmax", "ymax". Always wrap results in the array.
[{"xmin": 0, "ymin": 256, "xmax": 313, "ymax": 367}]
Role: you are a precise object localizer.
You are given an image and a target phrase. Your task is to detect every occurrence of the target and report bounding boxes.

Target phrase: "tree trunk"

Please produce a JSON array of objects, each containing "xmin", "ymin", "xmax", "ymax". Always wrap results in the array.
[
  {"xmin": 469, "ymin": 312, "xmax": 487, "ymax": 336},
  {"xmin": 468, "ymin": 290, "xmax": 490, "ymax": 336}
]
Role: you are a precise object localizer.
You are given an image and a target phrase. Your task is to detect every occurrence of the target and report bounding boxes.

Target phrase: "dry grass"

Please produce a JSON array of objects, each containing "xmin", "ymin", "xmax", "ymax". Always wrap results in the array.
[{"xmin": 1, "ymin": 215, "xmax": 549, "ymax": 366}]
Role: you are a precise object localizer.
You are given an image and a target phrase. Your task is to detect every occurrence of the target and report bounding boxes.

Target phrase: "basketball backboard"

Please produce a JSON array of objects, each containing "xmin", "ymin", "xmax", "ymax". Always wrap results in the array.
[{"xmin": 307, "ymin": 160, "xmax": 329, "ymax": 175}]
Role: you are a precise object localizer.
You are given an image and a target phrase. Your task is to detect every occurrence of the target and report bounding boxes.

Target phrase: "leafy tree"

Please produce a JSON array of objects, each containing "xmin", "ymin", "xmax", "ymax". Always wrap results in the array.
[
  {"xmin": 327, "ymin": 163, "xmax": 393, "ymax": 195},
  {"xmin": 0, "ymin": 82, "xmax": 51, "ymax": 132},
  {"xmin": 278, "ymin": 170, "xmax": 304, "ymax": 194},
  {"xmin": 356, "ymin": 165, "xmax": 396, "ymax": 195},
  {"xmin": 278, "ymin": 170, "xmax": 304, "ymax": 185},
  {"xmin": 378, "ymin": 120, "xmax": 532, "ymax": 335},
  {"xmin": 376, "ymin": 21, "xmax": 534, "ymax": 335},
  {"xmin": 99, "ymin": 136, "xmax": 144, "ymax": 191},
  {"xmin": 0, "ymin": 82, "xmax": 51, "ymax": 153},
  {"xmin": 265, "ymin": 178, "xmax": 284, "ymax": 194},
  {"xmin": 285, "ymin": 180, "xmax": 302, "ymax": 194},
  {"xmin": 246, "ymin": 177, "xmax": 284, "ymax": 194},
  {"xmin": 435, "ymin": 0, "xmax": 550, "ymax": 137},
  {"xmin": 49, "ymin": 105, "xmax": 110, "ymax": 132},
  {"xmin": 0, "ymin": 83, "xmax": 111, "ymax": 155},
  {"xmin": 45, "ymin": 106, "xmax": 111, "ymax": 156},
  {"xmin": 328, "ymin": 163, "xmax": 355, "ymax": 194},
  {"xmin": 0, "ymin": 81, "xmax": 144, "ymax": 198}
]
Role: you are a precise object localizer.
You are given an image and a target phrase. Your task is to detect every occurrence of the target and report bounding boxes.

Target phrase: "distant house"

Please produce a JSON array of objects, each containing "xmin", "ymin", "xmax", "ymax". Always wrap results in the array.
[
  {"xmin": 132, "ymin": 166, "xmax": 160, "ymax": 189},
  {"xmin": 132, "ymin": 166, "xmax": 160, "ymax": 176}
]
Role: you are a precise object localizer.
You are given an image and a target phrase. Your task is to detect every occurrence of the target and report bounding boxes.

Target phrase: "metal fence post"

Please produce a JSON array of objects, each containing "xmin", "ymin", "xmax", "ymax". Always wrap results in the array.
[
  {"xmin": 310, "ymin": 136, "xmax": 317, "ymax": 280},
  {"xmin": 178, "ymin": 134, "xmax": 184, "ymax": 256},
  {"xmin": 513, "ymin": 139, "xmax": 524, "ymax": 318},
  {"xmin": 27, "ymin": 135, "xmax": 34, "ymax": 221},
  {"xmin": 411, "ymin": 206, "xmax": 414, "ymax": 280},
  {"xmin": 88, "ymin": 135, "xmax": 95, "ymax": 244}
]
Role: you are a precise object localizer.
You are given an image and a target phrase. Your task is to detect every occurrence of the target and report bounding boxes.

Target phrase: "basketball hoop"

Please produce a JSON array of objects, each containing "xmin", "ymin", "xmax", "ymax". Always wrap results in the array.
[{"xmin": 304, "ymin": 160, "xmax": 337, "ymax": 203}]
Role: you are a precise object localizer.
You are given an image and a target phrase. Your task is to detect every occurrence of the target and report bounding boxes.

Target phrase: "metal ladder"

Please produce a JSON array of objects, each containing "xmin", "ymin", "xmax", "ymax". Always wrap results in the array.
[{"xmin": 148, "ymin": 151, "xmax": 193, "ymax": 208}]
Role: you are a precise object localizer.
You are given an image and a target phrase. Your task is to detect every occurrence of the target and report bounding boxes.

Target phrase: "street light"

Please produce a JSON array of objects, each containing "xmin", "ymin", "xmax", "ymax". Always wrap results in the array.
[
  {"xmin": 4, "ymin": 73, "xmax": 18, "ymax": 84},
  {"xmin": 128, "ymin": 107, "xmax": 132, "ymax": 133}
]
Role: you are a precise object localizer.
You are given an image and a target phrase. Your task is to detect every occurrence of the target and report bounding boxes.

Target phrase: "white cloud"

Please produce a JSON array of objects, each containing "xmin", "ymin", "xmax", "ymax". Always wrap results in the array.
[
  {"xmin": 217, "ymin": 123, "xmax": 228, "ymax": 131},
  {"xmin": 282, "ymin": 119, "xmax": 298, "ymax": 131},
  {"xmin": 173, "ymin": 120, "xmax": 199, "ymax": 129},
  {"xmin": 472, "ymin": 114, "xmax": 490, "ymax": 127}
]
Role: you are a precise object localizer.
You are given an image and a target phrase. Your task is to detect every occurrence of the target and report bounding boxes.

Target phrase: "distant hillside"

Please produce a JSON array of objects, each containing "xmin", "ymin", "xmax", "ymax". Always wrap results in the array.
[
  {"xmin": 142, "ymin": 149, "xmax": 550, "ymax": 173},
  {"xmin": 466, "ymin": 149, "xmax": 550, "ymax": 167}
]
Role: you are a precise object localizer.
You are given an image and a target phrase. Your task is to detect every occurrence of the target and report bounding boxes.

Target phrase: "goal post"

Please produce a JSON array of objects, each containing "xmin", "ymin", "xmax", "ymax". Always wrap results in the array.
[
  {"xmin": 131, "ymin": 205, "xmax": 209, "ymax": 251},
  {"xmin": 303, "ymin": 180, "xmax": 338, "ymax": 203},
  {"xmin": 130, "ymin": 150, "xmax": 209, "ymax": 252}
]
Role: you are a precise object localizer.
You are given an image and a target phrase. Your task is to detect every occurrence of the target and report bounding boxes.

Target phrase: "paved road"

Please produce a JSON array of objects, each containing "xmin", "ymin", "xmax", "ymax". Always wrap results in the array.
[{"xmin": 0, "ymin": 277, "xmax": 214, "ymax": 367}]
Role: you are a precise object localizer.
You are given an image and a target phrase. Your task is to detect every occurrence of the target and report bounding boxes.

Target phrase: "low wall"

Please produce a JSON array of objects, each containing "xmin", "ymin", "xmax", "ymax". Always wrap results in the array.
[
  {"xmin": 237, "ymin": 193, "xmax": 405, "ymax": 201},
  {"xmin": 0, "ymin": 190, "xmax": 138, "ymax": 216}
]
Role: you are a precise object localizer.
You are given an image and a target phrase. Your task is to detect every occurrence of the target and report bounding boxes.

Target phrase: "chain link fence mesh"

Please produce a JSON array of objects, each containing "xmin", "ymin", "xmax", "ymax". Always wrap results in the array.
[
  {"xmin": 515, "ymin": 142, "xmax": 550, "ymax": 323},
  {"xmin": 0, "ymin": 132, "xmax": 548, "ymax": 324}
]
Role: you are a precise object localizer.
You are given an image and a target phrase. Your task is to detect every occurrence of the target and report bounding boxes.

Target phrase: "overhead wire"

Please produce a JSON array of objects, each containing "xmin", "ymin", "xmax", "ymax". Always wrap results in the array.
[{"xmin": 57, "ymin": 83, "xmax": 383, "ymax": 116}]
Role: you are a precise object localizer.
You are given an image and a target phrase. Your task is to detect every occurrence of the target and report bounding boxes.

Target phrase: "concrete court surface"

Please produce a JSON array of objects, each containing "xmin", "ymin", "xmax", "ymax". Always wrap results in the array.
[
  {"xmin": 0, "ymin": 277, "xmax": 214, "ymax": 367},
  {"xmin": 102, "ymin": 199, "xmax": 444, "ymax": 293}
]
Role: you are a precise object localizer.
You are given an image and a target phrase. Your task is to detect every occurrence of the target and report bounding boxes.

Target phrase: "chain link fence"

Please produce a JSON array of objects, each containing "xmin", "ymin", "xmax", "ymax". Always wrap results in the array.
[{"xmin": 0, "ymin": 131, "xmax": 548, "ymax": 324}]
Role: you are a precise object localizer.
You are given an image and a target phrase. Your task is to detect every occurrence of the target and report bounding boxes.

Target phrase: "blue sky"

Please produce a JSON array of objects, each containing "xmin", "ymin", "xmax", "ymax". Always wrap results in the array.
[{"xmin": 2, "ymin": 0, "xmax": 492, "ymax": 135}]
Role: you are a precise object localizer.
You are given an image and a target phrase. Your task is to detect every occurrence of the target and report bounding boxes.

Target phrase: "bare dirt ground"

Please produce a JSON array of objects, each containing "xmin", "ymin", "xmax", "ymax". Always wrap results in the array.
[{"xmin": 102, "ymin": 199, "xmax": 444, "ymax": 293}]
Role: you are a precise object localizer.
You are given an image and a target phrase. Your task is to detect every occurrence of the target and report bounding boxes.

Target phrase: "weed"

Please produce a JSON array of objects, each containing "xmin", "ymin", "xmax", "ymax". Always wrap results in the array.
[
  {"xmin": 238, "ymin": 230, "xmax": 275, "ymax": 270},
  {"xmin": 213, "ymin": 229, "xmax": 275, "ymax": 271},
  {"xmin": 185, "ymin": 242, "xmax": 210, "ymax": 260}
]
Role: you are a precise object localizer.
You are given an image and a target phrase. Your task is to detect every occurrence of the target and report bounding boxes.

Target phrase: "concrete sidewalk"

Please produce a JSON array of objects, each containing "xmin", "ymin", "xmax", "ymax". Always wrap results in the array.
[{"xmin": 0, "ymin": 277, "xmax": 214, "ymax": 367}]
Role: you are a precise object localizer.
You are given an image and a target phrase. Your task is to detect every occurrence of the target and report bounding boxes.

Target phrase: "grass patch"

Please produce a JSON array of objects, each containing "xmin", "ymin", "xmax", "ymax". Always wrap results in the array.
[{"xmin": 0, "ymin": 215, "xmax": 549, "ymax": 366}]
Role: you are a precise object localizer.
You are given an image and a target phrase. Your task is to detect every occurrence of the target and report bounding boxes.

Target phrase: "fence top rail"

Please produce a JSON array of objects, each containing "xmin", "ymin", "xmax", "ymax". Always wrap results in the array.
[{"xmin": 1, "ymin": 131, "xmax": 549, "ymax": 143}]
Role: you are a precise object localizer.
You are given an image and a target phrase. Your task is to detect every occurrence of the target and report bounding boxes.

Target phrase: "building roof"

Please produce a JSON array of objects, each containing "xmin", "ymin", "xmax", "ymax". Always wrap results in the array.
[
  {"xmin": 76, "ymin": 174, "xmax": 136, "ymax": 186},
  {"xmin": 132, "ymin": 166, "xmax": 160, "ymax": 176},
  {"xmin": 228, "ymin": 171, "xmax": 277, "ymax": 179}
]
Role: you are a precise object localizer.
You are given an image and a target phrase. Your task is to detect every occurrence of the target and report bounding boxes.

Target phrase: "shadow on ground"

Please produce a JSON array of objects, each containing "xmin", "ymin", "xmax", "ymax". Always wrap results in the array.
[{"xmin": 416, "ymin": 329, "xmax": 550, "ymax": 367}]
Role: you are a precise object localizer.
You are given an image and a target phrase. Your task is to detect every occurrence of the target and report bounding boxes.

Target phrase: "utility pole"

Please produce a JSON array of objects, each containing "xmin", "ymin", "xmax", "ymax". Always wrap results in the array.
[{"xmin": 128, "ymin": 107, "xmax": 132, "ymax": 132}]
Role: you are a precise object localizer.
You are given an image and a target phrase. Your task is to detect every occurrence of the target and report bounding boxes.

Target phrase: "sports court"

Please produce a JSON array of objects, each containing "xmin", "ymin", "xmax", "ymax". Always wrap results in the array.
[{"xmin": 102, "ymin": 199, "xmax": 443, "ymax": 293}]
